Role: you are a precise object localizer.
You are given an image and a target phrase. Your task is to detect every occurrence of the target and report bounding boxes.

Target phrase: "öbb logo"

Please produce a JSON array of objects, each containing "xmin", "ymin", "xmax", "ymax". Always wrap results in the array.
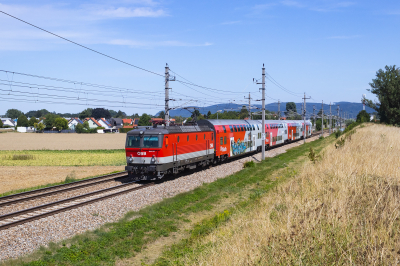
[{"xmin": 137, "ymin": 152, "xmax": 146, "ymax": 156}]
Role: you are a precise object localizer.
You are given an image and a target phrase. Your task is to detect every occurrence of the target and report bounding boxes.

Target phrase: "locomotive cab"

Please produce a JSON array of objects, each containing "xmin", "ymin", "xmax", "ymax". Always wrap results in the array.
[{"xmin": 125, "ymin": 127, "xmax": 166, "ymax": 180}]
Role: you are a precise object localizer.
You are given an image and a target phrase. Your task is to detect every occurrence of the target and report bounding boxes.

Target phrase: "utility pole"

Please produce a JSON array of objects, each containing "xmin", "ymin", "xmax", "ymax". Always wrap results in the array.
[
  {"xmin": 164, "ymin": 64, "xmax": 175, "ymax": 126},
  {"xmin": 278, "ymin": 100, "xmax": 281, "ymax": 120},
  {"xmin": 303, "ymin": 93, "xmax": 311, "ymax": 144},
  {"xmin": 337, "ymin": 105, "xmax": 340, "ymax": 128},
  {"xmin": 340, "ymin": 109, "xmax": 343, "ymax": 128},
  {"xmin": 244, "ymin": 93, "xmax": 252, "ymax": 119},
  {"xmin": 321, "ymin": 100, "xmax": 324, "ymax": 136},
  {"xmin": 257, "ymin": 64, "xmax": 266, "ymax": 160},
  {"xmin": 329, "ymin": 103, "xmax": 332, "ymax": 134},
  {"xmin": 313, "ymin": 105, "xmax": 316, "ymax": 131}
]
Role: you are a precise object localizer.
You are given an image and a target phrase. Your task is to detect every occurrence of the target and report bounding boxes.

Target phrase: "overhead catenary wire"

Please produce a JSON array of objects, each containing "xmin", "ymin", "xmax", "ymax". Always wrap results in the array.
[{"xmin": 0, "ymin": 11, "xmax": 164, "ymax": 78}]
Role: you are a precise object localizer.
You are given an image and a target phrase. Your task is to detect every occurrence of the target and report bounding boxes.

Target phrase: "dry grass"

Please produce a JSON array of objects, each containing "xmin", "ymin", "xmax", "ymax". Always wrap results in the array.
[
  {"xmin": 0, "ymin": 132, "xmax": 127, "ymax": 150},
  {"xmin": 0, "ymin": 166, "xmax": 124, "ymax": 194},
  {"xmin": 174, "ymin": 124, "xmax": 400, "ymax": 265}
]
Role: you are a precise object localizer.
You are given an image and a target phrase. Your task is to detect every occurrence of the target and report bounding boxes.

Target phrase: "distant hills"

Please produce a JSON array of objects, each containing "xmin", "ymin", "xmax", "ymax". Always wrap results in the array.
[{"xmin": 157, "ymin": 102, "xmax": 375, "ymax": 119}]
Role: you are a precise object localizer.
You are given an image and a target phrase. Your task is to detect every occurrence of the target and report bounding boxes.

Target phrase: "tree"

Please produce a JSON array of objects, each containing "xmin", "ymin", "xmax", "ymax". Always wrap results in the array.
[
  {"xmin": 131, "ymin": 113, "xmax": 140, "ymax": 118},
  {"xmin": 79, "ymin": 108, "xmax": 92, "ymax": 120},
  {"xmin": 138, "ymin": 113, "xmax": 152, "ymax": 126},
  {"xmin": 316, "ymin": 120, "xmax": 322, "ymax": 131},
  {"xmin": 44, "ymin": 113, "xmax": 60, "ymax": 129},
  {"xmin": 34, "ymin": 122, "xmax": 45, "ymax": 132},
  {"xmin": 28, "ymin": 117, "xmax": 38, "ymax": 127},
  {"xmin": 83, "ymin": 121, "xmax": 90, "ymax": 130},
  {"xmin": 17, "ymin": 115, "xmax": 29, "ymax": 127},
  {"xmin": 116, "ymin": 110, "xmax": 126, "ymax": 118},
  {"xmin": 75, "ymin": 123, "xmax": 85, "ymax": 133},
  {"xmin": 92, "ymin": 108, "xmax": 111, "ymax": 119},
  {"xmin": 365, "ymin": 65, "xmax": 400, "ymax": 125},
  {"xmin": 158, "ymin": 111, "xmax": 165, "ymax": 119},
  {"xmin": 286, "ymin": 102, "xmax": 297, "ymax": 113},
  {"xmin": 239, "ymin": 106, "xmax": 249, "ymax": 119},
  {"xmin": 207, "ymin": 111, "xmax": 212, "ymax": 118},
  {"xmin": 0, "ymin": 120, "xmax": 3, "ymax": 128},
  {"xmin": 356, "ymin": 110, "xmax": 370, "ymax": 123},
  {"xmin": 54, "ymin": 117, "xmax": 69, "ymax": 131},
  {"xmin": 191, "ymin": 110, "xmax": 201, "ymax": 120},
  {"xmin": 6, "ymin": 109, "xmax": 23, "ymax": 119}
]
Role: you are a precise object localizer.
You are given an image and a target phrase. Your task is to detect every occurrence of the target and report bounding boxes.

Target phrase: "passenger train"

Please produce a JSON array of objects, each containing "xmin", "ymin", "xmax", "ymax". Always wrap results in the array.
[{"xmin": 125, "ymin": 119, "xmax": 312, "ymax": 180}]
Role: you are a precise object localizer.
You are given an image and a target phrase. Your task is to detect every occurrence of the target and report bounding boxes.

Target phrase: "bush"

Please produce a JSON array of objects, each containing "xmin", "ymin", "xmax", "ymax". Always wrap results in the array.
[
  {"xmin": 0, "ymin": 120, "xmax": 3, "ymax": 128},
  {"xmin": 75, "ymin": 123, "xmax": 97, "ymax": 133},
  {"xmin": 243, "ymin": 161, "xmax": 255, "ymax": 168}
]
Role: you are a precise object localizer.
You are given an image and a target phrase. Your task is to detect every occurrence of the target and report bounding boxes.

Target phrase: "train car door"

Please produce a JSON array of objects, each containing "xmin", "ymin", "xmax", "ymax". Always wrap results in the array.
[
  {"xmin": 270, "ymin": 132, "xmax": 273, "ymax": 147},
  {"xmin": 252, "ymin": 134, "xmax": 256, "ymax": 150}
]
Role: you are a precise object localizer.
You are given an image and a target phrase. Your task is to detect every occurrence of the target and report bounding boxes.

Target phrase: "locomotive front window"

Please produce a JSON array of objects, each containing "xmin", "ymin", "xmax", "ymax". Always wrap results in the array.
[
  {"xmin": 126, "ymin": 136, "xmax": 141, "ymax": 148},
  {"xmin": 143, "ymin": 136, "xmax": 159, "ymax": 148}
]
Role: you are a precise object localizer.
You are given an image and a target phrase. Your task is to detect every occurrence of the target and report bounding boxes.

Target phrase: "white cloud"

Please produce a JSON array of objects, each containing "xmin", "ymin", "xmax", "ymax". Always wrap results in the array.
[
  {"xmin": 108, "ymin": 39, "xmax": 213, "ymax": 47},
  {"xmin": 92, "ymin": 6, "xmax": 166, "ymax": 18}
]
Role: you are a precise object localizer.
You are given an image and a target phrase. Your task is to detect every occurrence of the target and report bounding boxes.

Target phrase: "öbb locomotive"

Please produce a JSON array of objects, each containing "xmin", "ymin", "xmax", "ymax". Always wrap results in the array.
[{"xmin": 125, "ymin": 119, "xmax": 312, "ymax": 180}]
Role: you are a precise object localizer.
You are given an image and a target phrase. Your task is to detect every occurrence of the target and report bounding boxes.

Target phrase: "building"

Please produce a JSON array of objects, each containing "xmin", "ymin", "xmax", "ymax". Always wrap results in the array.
[
  {"xmin": 109, "ymin": 118, "xmax": 123, "ymax": 128},
  {"xmin": 98, "ymin": 118, "xmax": 112, "ymax": 129},
  {"xmin": 84, "ymin": 118, "xmax": 102, "ymax": 129},
  {"xmin": 68, "ymin": 118, "xmax": 83, "ymax": 130},
  {"xmin": 1, "ymin": 118, "xmax": 16, "ymax": 127}
]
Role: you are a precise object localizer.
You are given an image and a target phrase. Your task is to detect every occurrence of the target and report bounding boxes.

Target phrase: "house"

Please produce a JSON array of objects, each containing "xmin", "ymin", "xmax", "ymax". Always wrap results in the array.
[
  {"xmin": 1, "ymin": 118, "xmax": 16, "ymax": 127},
  {"xmin": 109, "ymin": 118, "xmax": 123, "ymax": 128},
  {"xmin": 122, "ymin": 118, "xmax": 133, "ymax": 125},
  {"xmin": 84, "ymin": 117, "xmax": 102, "ymax": 129},
  {"xmin": 133, "ymin": 118, "xmax": 139, "ymax": 127},
  {"xmin": 68, "ymin": 118, "xmax": 83, "ymax": 130},
  {"xmin": 98, "ymin": 118, "xmax": 111, "ymax": 129}
]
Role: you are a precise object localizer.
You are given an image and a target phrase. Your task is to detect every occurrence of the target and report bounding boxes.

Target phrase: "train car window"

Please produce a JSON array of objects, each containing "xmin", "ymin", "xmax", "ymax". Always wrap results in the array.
[
  {"xmin": 257, "ymin": 125, "xmax": 259, "ymax": 130},
  {"xmin": 242, "ymin": 125, "xmax": 246, "ymax": 131},
  {"xmin": 143, "ymin": 136, "xmax": 159, "ymax": 148},
  {"xmin": 223, "ymin": 126, "xmax": 227, "ymax": 133},
  {"xmin": 239, "ymin": 125, "xmax": 243, "ymax": 131},
  {"xmin": 178, "ymin": 136, "xmax": 180, "ymax": 143},
  {"xmin": 252, "ymin": 125, "xmax": 255, "ymax": 130},
  {"xmin": 204, "ymin": 134, "xmax": 205, "ymax": 139},
  {"xmin": 233, "ymin": 125, "xmax": 237, "ymax": 132},
  {"xmin": 220, "ymin": 137, "xmax": 223, "ymax": 145},
  {"xmin": 126, "ymin": 136, "xmax": 141, "ymax": 147},
  {"xmin": 187, "ymin": 135, "xmax": 189, "ymax": 142},
  {"xmin": 196, "ymin": 135, "xmax": 198, "ymax": 141},
  {"xmin": 224, "ymin": 136, "xmax": 227, "ymax": 144},
  {"xmin": 229, "ymin": 125, "xmax": 233, "ymax": 132}
]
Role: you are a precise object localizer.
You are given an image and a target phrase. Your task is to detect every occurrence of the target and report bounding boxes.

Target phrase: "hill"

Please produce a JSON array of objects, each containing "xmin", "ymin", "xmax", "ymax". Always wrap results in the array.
[{"xmin": 156, "ymin": 102, "xmax": 375, "ymax": 118}]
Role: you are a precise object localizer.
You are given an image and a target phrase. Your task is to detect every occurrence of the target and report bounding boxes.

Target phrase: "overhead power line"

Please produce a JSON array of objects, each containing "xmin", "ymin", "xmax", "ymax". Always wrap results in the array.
[{"xmin": 0, "ymin": 11, "xmax": 164, "ymax": 77}]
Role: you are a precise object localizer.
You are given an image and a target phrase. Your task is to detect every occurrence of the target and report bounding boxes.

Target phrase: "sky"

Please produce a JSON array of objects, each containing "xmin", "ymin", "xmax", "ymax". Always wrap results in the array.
[{"xmin": 0, "ymin": 0, "xmax": 399, "ymax": 116}]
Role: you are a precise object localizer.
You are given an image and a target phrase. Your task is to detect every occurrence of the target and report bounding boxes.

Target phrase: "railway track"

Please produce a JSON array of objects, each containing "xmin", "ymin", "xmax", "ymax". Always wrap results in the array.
[
  {"xmin": 0, "ymin": 171, "xmax": 129, "ymax": 208},
  {"xmin": 0, "ymin": 181, "xmax": 155, "ymax": 231}
]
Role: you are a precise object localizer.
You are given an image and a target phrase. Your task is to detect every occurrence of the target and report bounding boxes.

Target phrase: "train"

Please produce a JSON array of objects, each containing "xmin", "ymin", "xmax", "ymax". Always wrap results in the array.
[{"xmin": 125, "ymin": 119, "xmax": 312, "ymax": 180}]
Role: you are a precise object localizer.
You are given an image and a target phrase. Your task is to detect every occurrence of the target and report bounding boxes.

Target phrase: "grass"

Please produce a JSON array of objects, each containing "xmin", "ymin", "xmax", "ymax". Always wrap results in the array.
[
  {"xmin": 158, "ymin": 123, "xmax": 400, "ymax": 265},
  {"xmin": 1, "ymin": 134, "xmax": 333, "ymax": 266},
  {"xmin": 0, "ymin": 149, "xmax": 126, "ymax": 166},
  {"xmin": 0, "ymin": 170, "xmax": 122, "ymax": 198}
]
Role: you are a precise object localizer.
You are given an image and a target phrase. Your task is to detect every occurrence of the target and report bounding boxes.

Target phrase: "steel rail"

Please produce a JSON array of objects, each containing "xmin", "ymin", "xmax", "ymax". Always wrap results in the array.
[
  {"xmin": 0, "ymin": 171, "xmax": 127, "ymax": 204},
  {"xmin": 0, "ymin": 182, "xmax": 155, "ymax": 231},
  {"xmin": 0, "ymin": 173, "xmax": 129, "ymax": 208}
]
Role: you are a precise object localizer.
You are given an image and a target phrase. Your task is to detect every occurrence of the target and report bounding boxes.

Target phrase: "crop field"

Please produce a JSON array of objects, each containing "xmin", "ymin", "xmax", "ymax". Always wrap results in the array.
[
  {"xmin": 0, "ymin": 132, "xmax": 127, "ymax": 150},
  {"xmin": 164, "ymin": 124, "xmax": 400, "ymax": 265},
  {"xmin": 0, "ymin": 149, "xmax": 126, "ymax": 166}
]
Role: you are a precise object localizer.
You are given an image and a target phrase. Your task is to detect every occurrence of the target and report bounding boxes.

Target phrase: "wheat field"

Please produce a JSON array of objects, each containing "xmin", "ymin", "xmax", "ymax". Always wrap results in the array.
[
  {"xmin": 0, "ymin": 132, "xmax": 127, "ymax": 150},
  {"xmin": 175, "ymin": 124, "xmax": 400, "ymax": 265}
]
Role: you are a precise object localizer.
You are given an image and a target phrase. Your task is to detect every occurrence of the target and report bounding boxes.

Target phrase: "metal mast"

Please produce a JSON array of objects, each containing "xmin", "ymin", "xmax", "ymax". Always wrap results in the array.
[
  {"xmin": 329, "ymin": 102, "xmax": 332, "ymax": 134},
  {"xmin": 244, "ymin": 93, "xmax": 252, "ymax": 119},
  {"xmin": 261, "ymin": 65, "xmax": 266, "ymax": 160},
  {"xmin": 278, "ymin": 100, "xmax": 281, "ymax": 120},
  {"xmin": 303, "ymin": 93, "xmax": 311, "ymax": 144},
  {"xmin": 165, "ymin": 64, "xmax": 170, "ymax": 126},
  {"xmin": 321, "ymin": 100, "xmax": 324, "ymax": 135}
]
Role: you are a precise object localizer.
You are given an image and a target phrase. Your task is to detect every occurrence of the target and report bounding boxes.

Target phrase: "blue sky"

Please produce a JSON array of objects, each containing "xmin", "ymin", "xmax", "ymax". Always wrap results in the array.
[{"xmin": 0, "ymin": 0, "xmax": 399, "ymax": 116}]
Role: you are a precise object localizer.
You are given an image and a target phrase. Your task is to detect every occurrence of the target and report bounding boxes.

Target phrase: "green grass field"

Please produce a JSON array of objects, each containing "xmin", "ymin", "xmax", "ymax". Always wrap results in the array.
[{"xmin": 0, "ymin": 149, "xmax": 126, "ymax": 166}]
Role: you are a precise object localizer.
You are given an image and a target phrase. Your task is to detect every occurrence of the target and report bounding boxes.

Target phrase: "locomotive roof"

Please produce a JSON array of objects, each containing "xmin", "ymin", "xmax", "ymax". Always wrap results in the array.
[{"xmin": 126, "ymin": 125, "xmax": 212, "ymax": 135}]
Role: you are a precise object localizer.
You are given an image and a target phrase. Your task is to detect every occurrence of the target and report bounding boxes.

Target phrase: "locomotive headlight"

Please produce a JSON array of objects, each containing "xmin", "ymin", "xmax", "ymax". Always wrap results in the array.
[{"xmin": 129, "ymin": 155, "xmax": 133, "ymax": 162}]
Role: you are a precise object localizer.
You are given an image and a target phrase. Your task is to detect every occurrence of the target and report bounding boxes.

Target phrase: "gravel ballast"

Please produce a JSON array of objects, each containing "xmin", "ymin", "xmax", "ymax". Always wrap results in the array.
[{"xmin": 0, "ymin": 135, "xmax": 325, "ymax": 261}]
